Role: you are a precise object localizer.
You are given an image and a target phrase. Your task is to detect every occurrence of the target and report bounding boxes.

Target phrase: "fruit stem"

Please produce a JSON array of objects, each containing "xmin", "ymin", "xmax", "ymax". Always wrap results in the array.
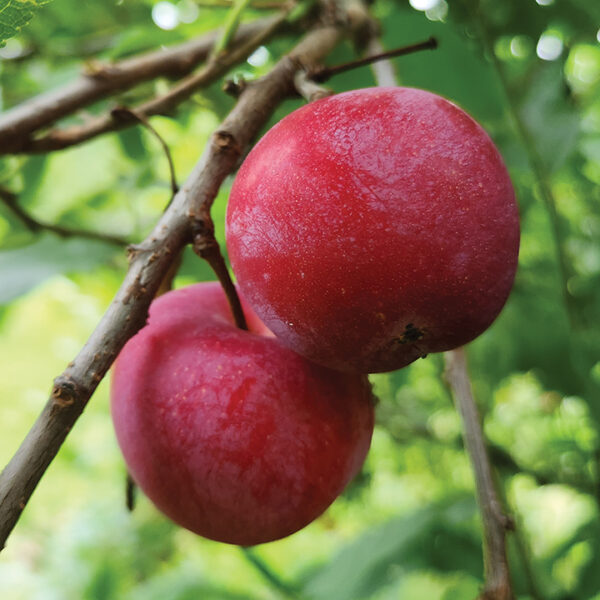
[{"xmin": 193, "ymin": 216, "xmax": 248, "ymax": 330}]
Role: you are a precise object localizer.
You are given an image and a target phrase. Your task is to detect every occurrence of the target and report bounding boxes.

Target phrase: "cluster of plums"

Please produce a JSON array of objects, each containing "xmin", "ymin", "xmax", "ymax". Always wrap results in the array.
[{"xmin": 111, "ymin": 87, "xmax": 520, "ymax": 545}]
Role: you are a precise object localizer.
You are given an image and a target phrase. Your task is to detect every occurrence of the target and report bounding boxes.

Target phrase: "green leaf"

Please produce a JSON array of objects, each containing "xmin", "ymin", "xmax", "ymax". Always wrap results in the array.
[
  {"xmin": 442, "ymin": 577, "xmax": 482, "ymax": 600},
  {"xmin": 117, "ymin": 127, "xmax": 150, "ymax": 162},
  {"xmin": 128, "ymin": 569, "xmax": 258, "ymax": 600},
  {"xmin": 19, "ymin": 154, "xmax": 48, "ymax": 204},
  {"xmin": 303, "ymin": 497, "xmax": 478, "ymax": 600},
  {"xmin": 519, "ymin": 62, "xmax": 580, "ymax": 172},
  {"xmin": 0, "ymin": 234, "xmax": 116, "ymax": 304},
  {"xmin": 0, "ymin": 0, "xmax": 51, "ymax": 47}
]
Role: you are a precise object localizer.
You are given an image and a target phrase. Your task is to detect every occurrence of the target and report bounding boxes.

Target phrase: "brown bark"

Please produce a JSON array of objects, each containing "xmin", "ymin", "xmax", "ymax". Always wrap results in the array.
[{"xmin": 0, "ymin": 17, "xmax": 282, "ymax": 152}]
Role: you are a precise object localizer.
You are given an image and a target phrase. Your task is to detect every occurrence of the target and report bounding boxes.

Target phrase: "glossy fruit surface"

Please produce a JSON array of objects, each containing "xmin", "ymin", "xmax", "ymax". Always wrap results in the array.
[
  {"xmin": 111, "ymin": 282, "xmax": 374, "ymax": 546},
  {"xmin": 226, "ymin": 87, "xmax": 520, "ymax": 373}
]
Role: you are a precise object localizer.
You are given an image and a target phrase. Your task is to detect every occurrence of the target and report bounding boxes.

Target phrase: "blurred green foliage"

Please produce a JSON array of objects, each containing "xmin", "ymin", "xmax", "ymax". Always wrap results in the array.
[
  {"xmin": 0, "ymin": 0, "xmax": 51, "ymax": 48},
  {"xmin": 1, "ymin": 0, "xmax": 599, "ymax": 598}
]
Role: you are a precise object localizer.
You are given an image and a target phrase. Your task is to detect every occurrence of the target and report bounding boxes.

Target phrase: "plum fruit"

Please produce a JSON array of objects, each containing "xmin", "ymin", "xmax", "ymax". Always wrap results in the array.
[
  {"xmin": 111, "ymin": 282, "xmax": 374, "ymax": 546},
  {"xmin": 226, "ymin": 87, "xmax": 520, "ymax": 373}
]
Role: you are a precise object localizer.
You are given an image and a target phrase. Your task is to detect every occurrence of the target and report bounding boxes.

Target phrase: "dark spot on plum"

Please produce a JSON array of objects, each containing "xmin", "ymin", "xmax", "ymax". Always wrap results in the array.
[{"xmin": 399, "ymin": 323, "xmax": 425, "ymax": 344}]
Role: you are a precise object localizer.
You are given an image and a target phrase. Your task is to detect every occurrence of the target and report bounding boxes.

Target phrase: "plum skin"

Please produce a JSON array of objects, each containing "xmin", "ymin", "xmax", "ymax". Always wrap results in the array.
[
  {"xmin": 226, "ymin": 86, "xmax": 520, "ymax": 373},
  {"xmin": 111, "ymin": 282, "xmax": 374, "ymax": 546}
]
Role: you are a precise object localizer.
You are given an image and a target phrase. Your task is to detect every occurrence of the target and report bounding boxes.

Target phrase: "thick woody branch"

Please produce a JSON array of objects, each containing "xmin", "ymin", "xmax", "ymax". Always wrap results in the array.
[
  {"xmin": 0, "ymin": 16, "xmax": 282, "ymax": 152},
  {"xmin": 445, "ymin": 349, "xmax": 514, "ymax": 600},
  {"xmin": 0, "ymin": 13, "xmax": 355, "ymax": 551},
  {"xmin": 3, "ymin": 13, "xmax": 290, "ymax": 155}
]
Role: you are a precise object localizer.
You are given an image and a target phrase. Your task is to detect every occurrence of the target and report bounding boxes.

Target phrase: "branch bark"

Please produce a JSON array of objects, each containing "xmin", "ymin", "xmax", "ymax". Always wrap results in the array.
[
  {"xmin": 0, "ymin": 11, "xmax": 359, "ymax": 552},
  {"xmin": 445, "ymin": 349, "xmax": 514, "ymax": 600},
  {"xmin": 2, "ymin": 13, "xmax": 291, "ymax": 155},
  {"xmin": 0, "ymin": 16, "xmax": 283, "ymax": 152}
]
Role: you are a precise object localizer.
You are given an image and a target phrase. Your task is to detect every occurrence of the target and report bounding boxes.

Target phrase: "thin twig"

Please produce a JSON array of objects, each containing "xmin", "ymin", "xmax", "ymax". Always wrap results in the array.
[
  {"xmin": 364, "ymin": 36, "xmax": 398, "ymax": 87},
  {"xmin": 0, "ymin": 187, "xmax": 129, "ymax": 247},
  {"xmin": 311, "ymin": 36, "xmax": 437, "ymax": 82},
  {"xmin": 495, "ymin": 481, "xmax": 544, "ymax": 600},
  {"xmin": 6, "ymin": 11, "xmax": 291, "ymax": 155},
  {"xmin": 445, "ymin": 349, "xmax": 514, "ymax": 600},
  {"xmin": 111, "ymin": 107, "xmax": 179, "ymax": 198},
  {"xmin": 0, "ymin": 6, "xmax": 362, "ymax": 551},
  {"xmin": 0, "ymin": 17, "xmax": 284, "ymax": 154}
]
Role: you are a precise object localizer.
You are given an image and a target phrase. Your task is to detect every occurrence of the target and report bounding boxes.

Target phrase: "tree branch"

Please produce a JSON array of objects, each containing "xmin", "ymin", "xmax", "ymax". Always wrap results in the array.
[
  {"xmin": 197, "ymin": 0, "xmax": 294, "ymax": 8},
  {"xmin": 4, "ymin": 12, "xmax": 292, "ymax": 155},
  {"xmin": 293, "ymin": 69, "xmax": 334, "ymax": 101},
  {"xmin": 0, "ymin": 186, "xmax": 129, "ymax": 247},
  {"xmin": 445, "ymin": 349, "xmax": 514, "ymax": 600},
  {"xmin": 0, "ymin": 16, "xmax": 285, "ymax": 154},
  {"xmin": 0, "ymin": 8, "xmax": 361, "ymax": 551}
]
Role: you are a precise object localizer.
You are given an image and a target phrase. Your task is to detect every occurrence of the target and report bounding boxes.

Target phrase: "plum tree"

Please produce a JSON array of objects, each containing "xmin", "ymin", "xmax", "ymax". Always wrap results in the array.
[
  {"xmin": 226, "ymin": 86, "xmax": 520, "ymax": 373},
  {"xmin": 110, "ymin": 282, "xmax": 374, "ymax": 546}
]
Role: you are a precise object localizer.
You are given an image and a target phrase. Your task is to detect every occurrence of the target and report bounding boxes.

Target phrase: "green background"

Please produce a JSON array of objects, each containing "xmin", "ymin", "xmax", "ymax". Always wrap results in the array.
[{"xmin": 1, "ymin": 0, "xmax": 600, "ymax": 598}]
